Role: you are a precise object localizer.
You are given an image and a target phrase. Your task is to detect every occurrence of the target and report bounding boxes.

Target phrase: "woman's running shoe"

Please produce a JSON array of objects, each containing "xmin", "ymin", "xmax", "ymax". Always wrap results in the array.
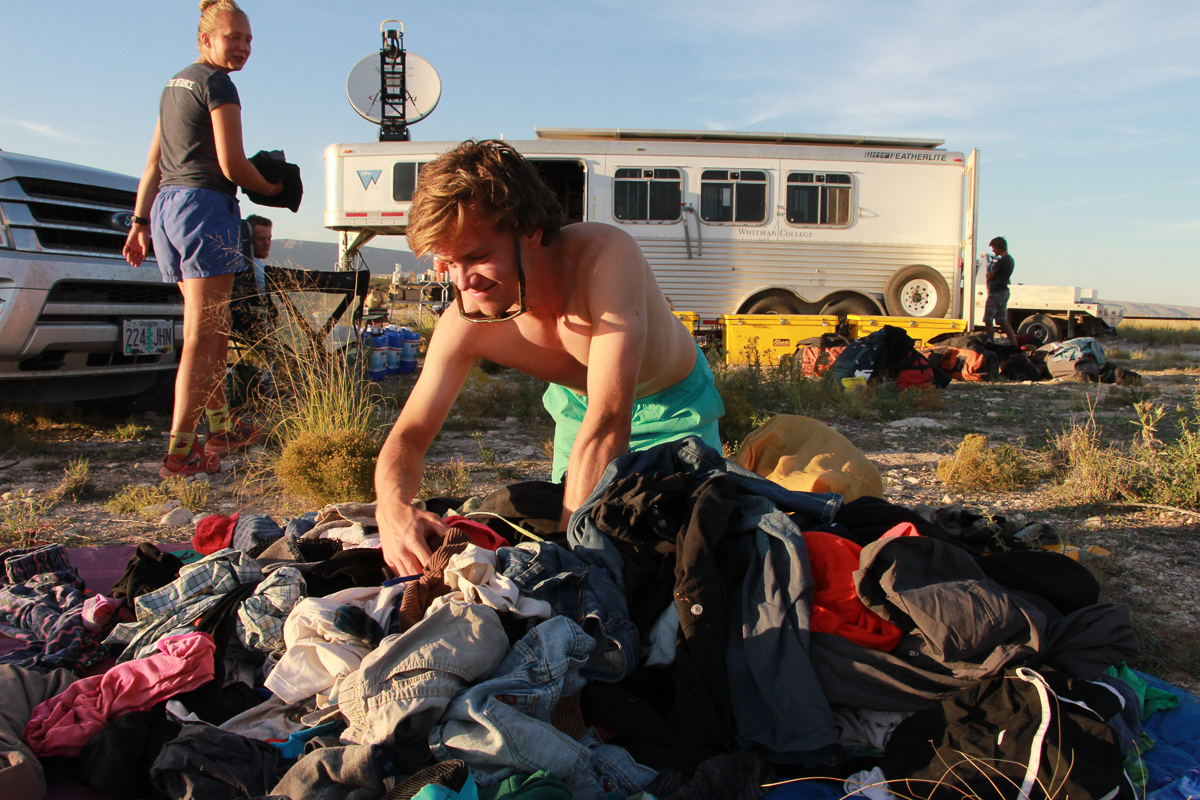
[
  {"xmin": 204, "ymin": 418, "xmax": 264, "ymax": 455},
  {"xmin": 159, "ymin": 443, "xmax": 221, "ymax": 479}
]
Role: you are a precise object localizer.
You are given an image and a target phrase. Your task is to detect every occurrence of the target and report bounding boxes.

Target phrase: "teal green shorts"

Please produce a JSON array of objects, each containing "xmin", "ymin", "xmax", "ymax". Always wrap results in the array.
[{"xmin": 542, "ymin": 343, "xmax": 725, "ymax": 482}]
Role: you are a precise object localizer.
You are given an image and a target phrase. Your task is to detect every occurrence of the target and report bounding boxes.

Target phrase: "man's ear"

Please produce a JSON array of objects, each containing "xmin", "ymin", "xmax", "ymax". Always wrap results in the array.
[{"xmin": 526, "ymin": 229, "xmax": 544, "ymax": 248}]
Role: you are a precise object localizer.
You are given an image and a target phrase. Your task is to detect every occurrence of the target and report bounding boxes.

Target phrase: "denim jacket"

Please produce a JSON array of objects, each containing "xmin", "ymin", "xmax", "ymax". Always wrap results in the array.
[{"xmin": 497, "ymin": 541, "xmax": 639, "ymax": 683}]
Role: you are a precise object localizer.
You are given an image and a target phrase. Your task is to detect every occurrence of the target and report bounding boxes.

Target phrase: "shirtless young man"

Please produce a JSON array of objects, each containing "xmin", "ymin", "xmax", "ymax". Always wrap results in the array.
[{"xmin": 375, "ymin": 140, "xmax": 724, "ymax": 577}]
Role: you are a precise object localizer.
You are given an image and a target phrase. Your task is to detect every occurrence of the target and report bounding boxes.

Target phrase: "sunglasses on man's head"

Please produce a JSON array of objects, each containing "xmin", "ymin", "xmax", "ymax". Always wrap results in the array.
[{"xmin": 453, "ymin": 239, "xmax": 530, "ymax": 323}]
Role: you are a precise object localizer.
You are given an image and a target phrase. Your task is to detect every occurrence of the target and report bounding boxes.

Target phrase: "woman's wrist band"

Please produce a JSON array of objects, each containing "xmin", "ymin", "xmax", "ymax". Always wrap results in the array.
[{"xmin": 131, "ymin": 215, "xmax": 150, "ymax": 226}]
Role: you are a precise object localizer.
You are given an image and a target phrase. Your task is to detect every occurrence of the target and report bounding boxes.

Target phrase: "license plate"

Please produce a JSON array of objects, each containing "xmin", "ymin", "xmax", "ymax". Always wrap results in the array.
[{"xmin": 123, "ymin": 319, "xmax": 174, "ymax": 355}]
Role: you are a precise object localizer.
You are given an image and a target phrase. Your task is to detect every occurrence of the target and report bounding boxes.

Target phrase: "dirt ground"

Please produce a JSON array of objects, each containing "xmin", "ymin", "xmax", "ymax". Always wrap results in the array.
[{"xmin": 3, "ymin": 343, "xmax": 1199, "ymax": 690}]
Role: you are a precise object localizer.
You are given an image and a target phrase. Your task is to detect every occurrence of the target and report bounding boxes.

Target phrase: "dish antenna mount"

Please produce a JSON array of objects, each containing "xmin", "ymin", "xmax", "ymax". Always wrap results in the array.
[{"xmin": 345, "ymin": 20, "xmax": 441, "ymax": 142}]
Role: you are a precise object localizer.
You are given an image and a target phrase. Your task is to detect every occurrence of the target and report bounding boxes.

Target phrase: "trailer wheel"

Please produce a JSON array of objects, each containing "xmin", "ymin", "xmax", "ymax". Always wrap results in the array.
[
  {"xmin": 745, "ymin": 291, "xmax": 802, "ymax": 315},
  {"xmin": 1017, "ymin": 313, "xmax": 1062, "ymax": 345},
  {"xmin": 884, "ymin": 265, "xmax": 951, "ymax": 318}
]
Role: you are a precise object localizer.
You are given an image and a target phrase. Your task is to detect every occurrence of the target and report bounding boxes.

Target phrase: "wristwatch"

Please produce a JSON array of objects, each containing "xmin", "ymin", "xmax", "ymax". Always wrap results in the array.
[{"xmin": 131, "ymin": 215, "xmax": 150, "ymax": 226}]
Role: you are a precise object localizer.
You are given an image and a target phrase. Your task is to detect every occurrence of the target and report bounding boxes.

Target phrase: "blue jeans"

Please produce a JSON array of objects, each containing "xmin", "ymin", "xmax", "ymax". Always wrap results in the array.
[
  {"xmin": 497, "ymin": 541, "xmax": 639, "ymax": 683},
  {"xmin": 428, "ymin": 616, "xmax": 657, "ymax": 800}
]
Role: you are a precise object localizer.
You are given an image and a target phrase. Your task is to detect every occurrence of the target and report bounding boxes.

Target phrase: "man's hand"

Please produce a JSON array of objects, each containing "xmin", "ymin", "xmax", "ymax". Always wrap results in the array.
[{"xmin": 376, "ymin": 495, "xmax": 448, "ymax": 577}]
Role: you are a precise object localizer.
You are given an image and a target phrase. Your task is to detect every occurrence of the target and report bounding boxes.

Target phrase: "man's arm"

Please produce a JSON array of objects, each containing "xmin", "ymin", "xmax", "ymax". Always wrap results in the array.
[
  {"xmin": 559, "ymin": 233, "xmax": 648, "ymax": 528},
  {"xmin": 375, "ymin": 312, "xmax": 477, "ymax": 576}
]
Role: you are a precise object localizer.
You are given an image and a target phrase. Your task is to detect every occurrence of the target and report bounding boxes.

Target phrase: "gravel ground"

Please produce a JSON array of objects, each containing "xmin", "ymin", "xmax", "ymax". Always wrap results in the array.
[{"xmin": 3, "ymin": 344, "xmax": 1198, "ymax": 688}]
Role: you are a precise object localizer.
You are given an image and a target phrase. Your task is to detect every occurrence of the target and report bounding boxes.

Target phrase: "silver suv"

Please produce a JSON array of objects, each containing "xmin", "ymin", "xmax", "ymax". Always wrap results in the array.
[{"xmin": 0, "ymin": 151, "xmax": 183, "ymax": 403}]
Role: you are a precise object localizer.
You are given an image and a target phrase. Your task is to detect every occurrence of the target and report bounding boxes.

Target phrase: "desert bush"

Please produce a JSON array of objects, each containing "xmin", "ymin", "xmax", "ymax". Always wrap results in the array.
[
  {"xmin": 938, "ymin": 433, "xmax": 1039, "ymax": 490},
  {"xmin": 419, "ymin": 458, "xmax": 472, "ymax": 500},
  {"xmin": 453, "ymin": 367, "xmax": 550, "ymax": 423},
  {"xmin": 1046, "ymin": 421, "xmax": 1139, "ymax": 505},
  {"xmin": 1132, "ymin": 395, "xmax": 1200, "ymax": 509},
  {"xmin": 277, "ymin": 429, "xmax": 380, "ymax": 506},
  {"xmin": 711, "ymin": 350, "xmax": 843, "ymax": 446},
  {"xmin": 0, "ymin": 408, "xmax": 44, "ymax": 456}
]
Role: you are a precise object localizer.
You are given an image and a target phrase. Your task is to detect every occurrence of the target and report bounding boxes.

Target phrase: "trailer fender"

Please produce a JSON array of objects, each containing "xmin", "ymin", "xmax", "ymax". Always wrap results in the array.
[
  {"xmin": 818, "ymin": 292, "xmax": 881, "ymax": 317},
  {"xmin": 884, "ymin": 265, "xmax": 951, "ymax": 318},
  {"xmin": 739, "ymin": 289, "xmax": 814, "ymax": 315}
]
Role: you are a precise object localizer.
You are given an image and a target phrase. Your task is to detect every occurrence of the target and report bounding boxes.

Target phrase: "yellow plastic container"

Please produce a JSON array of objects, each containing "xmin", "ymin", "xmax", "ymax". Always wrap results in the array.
[
  {"xmin": 673, "ymin": 311, "xmax": 699, "ymax": 333},
  {"xmin": 721, "ymin": 315, "xmax": 840, "ymax": 365},
  {"xmin": 846, "ymin": 315, "xmax": 967, "ymax": 347}
]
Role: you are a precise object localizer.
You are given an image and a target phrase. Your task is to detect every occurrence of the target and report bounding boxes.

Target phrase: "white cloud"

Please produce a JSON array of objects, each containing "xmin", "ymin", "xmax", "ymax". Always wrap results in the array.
[{"xmin": 2, "ymin": 119, "xmax": 84, "ymax": 143}]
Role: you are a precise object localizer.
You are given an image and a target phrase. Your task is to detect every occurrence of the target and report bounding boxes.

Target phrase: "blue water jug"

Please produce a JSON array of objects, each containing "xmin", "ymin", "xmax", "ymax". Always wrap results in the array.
[
  {"xmin": 366, "ymin": 327, "xmax": 388, "ymax": 381},
  {"xmin": 399, "ymin": 327, "xmax": 420, "ymax": 374},
  {"xmin": 385, "ymin": 326, "xmax": 402, "ymax": 375}
]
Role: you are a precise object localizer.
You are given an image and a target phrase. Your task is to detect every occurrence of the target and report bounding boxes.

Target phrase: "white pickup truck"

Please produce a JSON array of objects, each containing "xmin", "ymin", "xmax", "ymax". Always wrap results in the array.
[
  {"xmin": 972, "ymin": 282, "xmax": 1123, "ymax": 344},
  {"xmin": 0, "ymin": 151, "xmax": 184, "ymax": 404}
]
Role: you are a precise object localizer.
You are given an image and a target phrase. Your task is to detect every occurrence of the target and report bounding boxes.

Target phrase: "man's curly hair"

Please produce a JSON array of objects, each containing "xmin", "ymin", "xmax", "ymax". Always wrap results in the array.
[{"xmin": 406, "ymin": 140, "xmax": 565, "ymax": 257}]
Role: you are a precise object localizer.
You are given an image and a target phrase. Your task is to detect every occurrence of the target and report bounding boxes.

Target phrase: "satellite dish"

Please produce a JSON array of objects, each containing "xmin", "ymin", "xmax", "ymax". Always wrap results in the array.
[{"xmin": 346, "ymin": 51, "xmax": 441, "ymax": 125}]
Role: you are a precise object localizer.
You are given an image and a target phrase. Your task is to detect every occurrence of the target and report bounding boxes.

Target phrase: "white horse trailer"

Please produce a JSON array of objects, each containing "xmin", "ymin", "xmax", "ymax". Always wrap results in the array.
[{"xmin": 325, "ymin": 128, "xmax": 979, "ymax": 324}]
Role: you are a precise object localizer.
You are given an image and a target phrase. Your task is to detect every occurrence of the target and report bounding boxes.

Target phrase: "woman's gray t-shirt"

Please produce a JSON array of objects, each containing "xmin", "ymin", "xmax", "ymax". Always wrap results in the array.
[{"xmin": 158, "ymin": 62, "xmax": 240, "ymax": 196}]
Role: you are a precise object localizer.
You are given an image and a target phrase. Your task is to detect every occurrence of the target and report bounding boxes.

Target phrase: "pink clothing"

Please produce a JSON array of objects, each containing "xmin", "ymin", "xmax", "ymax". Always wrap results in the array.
[{"xmin": 23, "ymin": 631, "xmax": 215, "ymax": 757}]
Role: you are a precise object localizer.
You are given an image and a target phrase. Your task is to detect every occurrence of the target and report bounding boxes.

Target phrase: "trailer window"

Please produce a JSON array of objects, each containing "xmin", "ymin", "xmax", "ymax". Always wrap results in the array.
[
  {"xmin": 700, "ymin": 170, "xmax": 768, "ymax": 224},
  {"xmin": 785, "ymin": 172, "xmax": 853, "ymax": 226},
  {"xmin": 613, "ymin": 168, "xmax": 681, "ymax": 222},
  {"xmin": 392, "ymin": 162, "xmax": 428, "ymax": 202}
]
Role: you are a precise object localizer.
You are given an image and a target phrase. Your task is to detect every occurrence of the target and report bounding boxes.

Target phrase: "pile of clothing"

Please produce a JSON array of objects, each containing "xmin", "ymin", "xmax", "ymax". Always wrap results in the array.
[{"xmin": 0, "ymin": 425, "xmax": 1194, "ymax": 800}]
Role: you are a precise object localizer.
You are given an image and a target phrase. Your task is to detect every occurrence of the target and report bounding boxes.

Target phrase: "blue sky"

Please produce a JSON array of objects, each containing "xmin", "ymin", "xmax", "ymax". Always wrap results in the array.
[{"xmin": 3, "ymin": 0, "xmax": 1198, "ymax": 305}]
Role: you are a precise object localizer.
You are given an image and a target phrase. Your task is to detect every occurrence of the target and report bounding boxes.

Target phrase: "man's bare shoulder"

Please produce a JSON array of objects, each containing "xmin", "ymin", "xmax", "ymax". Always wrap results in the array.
[{"xmin": 558, "ymin": 222, "xmax": 644, "ymax": 267}]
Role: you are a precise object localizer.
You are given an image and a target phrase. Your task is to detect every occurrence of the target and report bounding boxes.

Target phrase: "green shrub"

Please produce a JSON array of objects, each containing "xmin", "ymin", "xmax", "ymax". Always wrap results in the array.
[
  {"xmin": 277, "ymin": 429, "xmax": 380, "ymax": 506},
  {"xmin": 938, "ymin": 433, "xmax": 1038, "ymax": 490}
]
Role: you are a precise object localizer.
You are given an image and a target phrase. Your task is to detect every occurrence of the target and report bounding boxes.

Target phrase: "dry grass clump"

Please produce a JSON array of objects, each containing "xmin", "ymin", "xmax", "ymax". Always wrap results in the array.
[
  {"xmin": 106, "ymin": 478, "xmax": 210, "ymax": 518},
  {"xmin": 276, "ymin": 429, "xmax": 380, "ymax": 507},
  {"xmin": 938, "ymin": 434, "xmax": 1039, "ymax": 491},
  {"xmin": 1117, "ymin": 319, "xmax": 1200, "ymax": 346},
  {"xmin": 0, "ymin": 490, "xmax": 54, "ymax": 549},
  {"xmin": 46, "ymin": 457, "xmax": 97, "ymax": 505}
]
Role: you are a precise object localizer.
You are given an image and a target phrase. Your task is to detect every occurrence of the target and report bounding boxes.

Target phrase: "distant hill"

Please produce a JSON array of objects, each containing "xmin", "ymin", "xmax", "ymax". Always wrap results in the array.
[
  {"xmin": 268, "ymin": 239, "xmax": 426, "ymax": 276},
  {"xmin": 1102, "ymin": 300, "xmax": 1200, "ymax": 320}
]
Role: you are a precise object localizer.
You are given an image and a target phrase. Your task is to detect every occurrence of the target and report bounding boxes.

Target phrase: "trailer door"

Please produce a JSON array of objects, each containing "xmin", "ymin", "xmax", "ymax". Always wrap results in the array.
[
  {"xmin": 529, "ymin": 159, "xmax": 588, "ymax": 223},
  {"xmin": 962, "ymin": 148, "xmax": 979, "ymax": 326}
]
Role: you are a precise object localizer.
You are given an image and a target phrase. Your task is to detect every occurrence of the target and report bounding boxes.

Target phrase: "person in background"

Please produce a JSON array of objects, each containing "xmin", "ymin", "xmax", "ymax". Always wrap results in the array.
[
  {"xmin": 245, "ymin": 213, "xmax": 272, "ymax": 295},
  {"xmin": 123, "ymin": 0, "xmax": 280, "ymax": 478},
  {"xmin": 983, "ymin": 236, "xmax": 1019, "ymax": 344}
]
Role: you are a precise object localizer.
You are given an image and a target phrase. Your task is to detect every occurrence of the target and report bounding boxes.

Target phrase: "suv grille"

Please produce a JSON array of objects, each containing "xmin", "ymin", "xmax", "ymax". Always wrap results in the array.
[
  {"xmin": 16, "ymin": 177, "xmax": 136, "ymax": 208},
  {"xmin": 12, "ymin": 176, "xmax": 151, "ymax": 258},
  {"xmin": 48, "ymin": 281, "xmax": 183, "ymax": 305}
]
